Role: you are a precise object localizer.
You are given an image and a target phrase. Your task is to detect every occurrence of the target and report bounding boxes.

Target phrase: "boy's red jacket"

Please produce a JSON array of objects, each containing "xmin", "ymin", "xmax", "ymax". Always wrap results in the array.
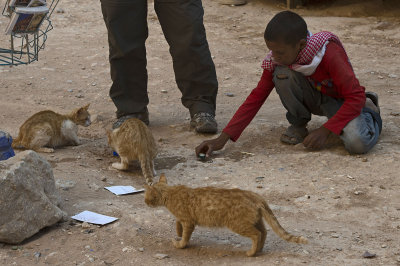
[{"xmin": 223, "ymin": 42, "xmax": 366, "ymax": 141}]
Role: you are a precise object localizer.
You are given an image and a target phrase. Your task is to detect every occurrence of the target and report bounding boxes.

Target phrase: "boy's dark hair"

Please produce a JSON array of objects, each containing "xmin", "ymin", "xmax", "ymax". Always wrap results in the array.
[{"xmin": 264, "ymin": 11, "xmax": 308, "ymax": 46}]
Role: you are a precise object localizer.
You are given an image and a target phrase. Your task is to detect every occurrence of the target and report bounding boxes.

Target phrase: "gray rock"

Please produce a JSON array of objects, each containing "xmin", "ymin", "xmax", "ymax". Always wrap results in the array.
[{"xmin": 0, "ymin": 151, "xmax": 66, "ymax": 244}]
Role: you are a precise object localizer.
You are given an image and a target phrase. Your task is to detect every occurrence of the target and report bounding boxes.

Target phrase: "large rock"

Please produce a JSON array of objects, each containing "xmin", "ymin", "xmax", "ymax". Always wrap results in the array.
[{"xmin": 0, "ymin": 150, "xmax": 66, "ymax": 244}]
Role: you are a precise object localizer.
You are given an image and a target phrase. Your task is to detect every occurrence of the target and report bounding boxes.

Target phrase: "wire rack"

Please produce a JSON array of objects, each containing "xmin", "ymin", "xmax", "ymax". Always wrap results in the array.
[{"xmin": 0, "ymin": 0, "xmax": 59, "ymax": 66}]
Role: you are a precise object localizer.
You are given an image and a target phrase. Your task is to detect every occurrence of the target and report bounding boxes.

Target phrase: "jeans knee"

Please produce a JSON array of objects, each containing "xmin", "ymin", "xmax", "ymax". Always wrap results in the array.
[{"xmin": 343, "ymin": 135, "xmax": 370, "ymax": 154}]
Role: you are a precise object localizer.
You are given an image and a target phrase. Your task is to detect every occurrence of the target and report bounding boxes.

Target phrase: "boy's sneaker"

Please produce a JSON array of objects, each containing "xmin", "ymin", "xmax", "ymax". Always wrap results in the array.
[
  {"xmin": 190, "ymin": 112, "xmax": 218, "ymax": 134},
  {"xmin": 112, "ymin": 111, "xmax": 149, "ymax": 129},
  {"xmin": 365, "ymin": 92, "xmax": 380, "ymax": 114}
]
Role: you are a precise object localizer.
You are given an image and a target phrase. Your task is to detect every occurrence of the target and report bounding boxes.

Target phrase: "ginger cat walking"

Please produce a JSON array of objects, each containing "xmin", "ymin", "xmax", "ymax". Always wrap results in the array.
[
  {"xmin": 12, "ymin": 104, "xmax": 91, "ymax": 153},
  {"xmin": 145, "ymin": 174, "xmax": 308, "ymax": 257},
  {"xmin": 107, "ymin": 118, "xmax": 157, "ymax": 185}
]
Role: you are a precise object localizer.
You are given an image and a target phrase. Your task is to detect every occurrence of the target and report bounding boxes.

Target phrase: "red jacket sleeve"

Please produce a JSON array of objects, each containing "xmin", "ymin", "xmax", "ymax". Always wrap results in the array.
[
  {"xmin": 321, "ymin": 42, "xmax": 366, "ymax": 135},
  {"xmin": 222, "ymin": 69, "xmax": 274, "ymax": 141}
]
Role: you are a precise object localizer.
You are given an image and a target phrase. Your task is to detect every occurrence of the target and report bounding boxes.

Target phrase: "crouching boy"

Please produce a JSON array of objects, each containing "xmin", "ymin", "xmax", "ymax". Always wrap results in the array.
[{"xmin": 196, "ymin": 11, "xmax": 381, "ymax": 156}]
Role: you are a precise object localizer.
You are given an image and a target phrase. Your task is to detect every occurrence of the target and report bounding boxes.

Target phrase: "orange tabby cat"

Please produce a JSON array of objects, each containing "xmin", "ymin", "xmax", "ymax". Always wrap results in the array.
[
  {"xmin": 107, "ymin": 118, "xmax": 157, "ymax": 185},
  {"xmin": 145, "ymin": 174, "xmax": 308, "ymax": 257},
  {"xmin": 12, "ymin": 104, "xmax": 91, "ymax": 153}
]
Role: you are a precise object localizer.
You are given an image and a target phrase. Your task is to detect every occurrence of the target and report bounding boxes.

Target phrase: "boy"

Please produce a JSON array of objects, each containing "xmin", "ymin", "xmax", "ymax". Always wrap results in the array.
[{"xmin": 195, "ymin": 11, "xmax": 381, "ymax": 156}]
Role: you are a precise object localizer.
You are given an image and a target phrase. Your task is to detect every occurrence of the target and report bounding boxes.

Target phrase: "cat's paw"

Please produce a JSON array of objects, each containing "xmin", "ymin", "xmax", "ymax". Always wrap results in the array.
[
  {"xmin": 112, "ymin": 162, "xmax": 127, "ymax": 170},
  {"xmin": 246, "ymin": 249, "xmax": 257, "ymax": 257},
  {"xmin": 172, "ymin": 239, "xmax": 186, "ymax": 249},
  {"xmin": 37, "ymin": 147, "xmax": 55, "ymax": 153}
]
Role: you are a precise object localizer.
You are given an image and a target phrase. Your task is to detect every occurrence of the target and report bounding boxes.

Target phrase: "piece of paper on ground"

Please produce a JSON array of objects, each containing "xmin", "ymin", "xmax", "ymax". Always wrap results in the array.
[
  {"xmin": 104, "ymin": 185, "xmax": 145, "ymax": 195},
  {"xmin": 71, "ymin": 210, "xmax": 118, "ymax": 225}
]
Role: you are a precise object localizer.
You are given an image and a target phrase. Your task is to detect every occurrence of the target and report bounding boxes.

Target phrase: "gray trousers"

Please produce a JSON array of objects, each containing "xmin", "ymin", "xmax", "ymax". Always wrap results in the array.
[
  {"xmin": 100, "ymin": 0, "xmax": 218, "ymax": 118},
  {"xmin": 273, "ymin": 66, "xmax": 381, "ymax": 154}
]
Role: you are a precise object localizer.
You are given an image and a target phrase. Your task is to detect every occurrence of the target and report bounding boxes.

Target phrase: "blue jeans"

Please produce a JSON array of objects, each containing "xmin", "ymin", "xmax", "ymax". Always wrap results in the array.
[{"xmin": 273, "ymin": 66, "xmax": 382, "ymax": 154}]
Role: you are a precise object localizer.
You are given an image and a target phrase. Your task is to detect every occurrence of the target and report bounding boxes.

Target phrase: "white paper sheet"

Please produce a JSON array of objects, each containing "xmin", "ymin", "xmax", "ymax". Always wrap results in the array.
[
  {"xmin": 104, "ymin": 186, "xmax": 145, "ymax": 195},
  {"xmin": 71, "ymin": 210, "xmax": 118, "ymax": 225}
]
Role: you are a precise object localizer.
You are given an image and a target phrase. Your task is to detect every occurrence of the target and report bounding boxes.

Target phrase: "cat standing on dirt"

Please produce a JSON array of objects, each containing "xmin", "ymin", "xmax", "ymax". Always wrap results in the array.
[
  {"xmin": 145, "ymin": 174, "xmax": 308, "ymax": 257},
  {"xmin": 12, "ymin": 104, "xmax": 91, "ymax": 153},
  {"xmin": 107, "ymin": 118, "xmax": 157, "ymax": 185}
]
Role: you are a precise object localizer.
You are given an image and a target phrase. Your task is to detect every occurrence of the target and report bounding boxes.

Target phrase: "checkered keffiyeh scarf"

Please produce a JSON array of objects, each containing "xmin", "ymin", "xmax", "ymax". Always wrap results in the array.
[{"xmin": 261, "ymin": 31, "xmax": 345, "ymax": 73}]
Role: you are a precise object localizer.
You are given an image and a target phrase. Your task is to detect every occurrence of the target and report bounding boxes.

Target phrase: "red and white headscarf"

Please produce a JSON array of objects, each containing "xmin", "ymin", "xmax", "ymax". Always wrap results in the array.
[{"xmin": 261, "ymin": 31, "xmax": 346, "ymax": 75}]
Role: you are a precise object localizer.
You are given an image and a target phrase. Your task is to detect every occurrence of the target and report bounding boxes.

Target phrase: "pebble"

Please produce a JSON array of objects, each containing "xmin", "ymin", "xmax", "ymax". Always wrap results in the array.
[
  {"xmin": 362, "ymin": 158, "xmax": 368, "ymax": 162},
  {"xmin": 154, "ymin": 253, "xmax": 169, "ymax": 259},
  {"xmin": 81, "ymin": 222, "xmax": 91, "ymax": 228},
  {"xmin": 362, "ymin": 251, "xmax": 376, "ymax": 258},
  {"xmin": 67, "ymin": 89, "xmax": 73, "ymax": 92},
  {"xmin": 331, "ymin": 233, "xmax": 339, "ymax": 238},
  {"xmin": 354, "ymin": 191, "xmax": 362, "ymax": 195},
  {"xmin": 388, "ymin": 74, "xmax": 398, "ymax": 78},
  {"xmin": 234, "ymin": 244, "xmax": 242, "ymax": 248},
  {"xmin": 56, "ymin": 8, "xmax": 65, "ymax": 13},
  {"xmin": 138, "ymin": 247, "xmax": 144, "ymax": 252},
  {"xmin": 85, "ymin": 245, "xmax": 91, "ymax": 249},
  {"xmin": 224, "ymin": 92, "xmax": 234, "ymax": 97},
  {"xmin": 100, "ymin": 177, "xmax": 107, "ymax": 182},
  {"xmin": 255, "ymin": 176, "xmax": 264, "ymax": 182},
  {"xmin": 161, "ymin": 89, "xmax": 168, "ymax": 93},
  {"xmin": 76, "ymin": 94, "xmax": 84, "ymax": 98},
  {"xmin": 34, "ymin": 252, "xmax": 41, "ymax": 259},
  {"xmin": 67, "ymin": 80, "xmax": 73, "ymax": 83},
  {"xmin": 381, "ymin": 244, "xmax": 387, "ymax": 248}
]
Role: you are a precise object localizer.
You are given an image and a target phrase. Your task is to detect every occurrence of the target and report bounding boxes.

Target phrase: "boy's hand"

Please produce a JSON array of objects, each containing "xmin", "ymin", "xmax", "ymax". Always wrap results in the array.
[
  {"xmin": 303, "ymin": 126, "xmax": 331, "ymax": 150},
  {"xmin": 195, "ymin": 132, "xmax": 231, "ymax": 157}
]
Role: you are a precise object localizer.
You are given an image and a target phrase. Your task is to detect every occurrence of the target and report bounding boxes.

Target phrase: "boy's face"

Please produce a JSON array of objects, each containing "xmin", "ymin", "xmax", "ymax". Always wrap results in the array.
[{"xmin": 265, "ymin": 39, "xmax": 306, "ymax": 66}]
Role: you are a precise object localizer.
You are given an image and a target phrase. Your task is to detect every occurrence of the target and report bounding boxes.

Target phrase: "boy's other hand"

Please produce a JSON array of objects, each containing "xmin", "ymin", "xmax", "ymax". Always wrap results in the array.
[
  {"xmin": 303, "ymin": 126, "xmax": 331, "ymax": 150},
  {"xmin": 195, "ymin": 132, "xmax": 231, "ymax": 157}
]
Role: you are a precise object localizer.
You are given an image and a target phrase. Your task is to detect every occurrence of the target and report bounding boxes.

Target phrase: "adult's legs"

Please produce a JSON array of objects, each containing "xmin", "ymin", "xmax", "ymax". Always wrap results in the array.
[
  {"xmin": 101, "ymin": 0, "xmax": 149, "ymax": 119},
  {"xmin": 154, "ymin": 0, "xmax": 218, "ymax": 117}
]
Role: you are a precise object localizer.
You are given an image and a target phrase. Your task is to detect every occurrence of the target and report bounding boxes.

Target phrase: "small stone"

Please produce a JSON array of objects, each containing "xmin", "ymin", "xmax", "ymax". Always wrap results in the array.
[
  {"xmin": 138, "ymin": 247, "xmax": 144, "ymax": 252},
  {"xmin": 362, "ymin": 158, "xmax": 368, "ymax": 162},
  {"xmin": 256, "ymin": 185, "xmax": 263, "ymax": 188},
  {"xmin": 66, "ymin": 80, "xmax": 73, "ymax": 83},
  {"xmin": 354, "ymin": 191, "xmax": 362, "ymax": 195},
  {"xmin": 388, "ymin": 74, "xmax": 398, "ymax": 78},
  {"xmin": 76, "ymin": 94, "xmax": 84, "ymax": 98},
  {"xmin": 224, "ymin": 92, "xmax": 234, "ymax": 97},
  {"xmin": 56, "ymin": 8, "xmax": 65, "ymax": 13},
  {"xmin": 67, "ymin": 89, "xmax": 73, "ymax": 93},
  {"xmin": 362, "ymin": 251, "xmax": 376, "ymax": 258},
  {"xmin": 333, "ymin": 195, "xmax": 341, "ymax": 199},
  {"xmin": 34, "ymin": 252, "xmax": 41, "ymax": 259},
  {"xmin": 381, "ymin": 244, "xmax": 387, "ymax": 248},
  {"xmin": 336, "ymin": 248, "xmax": 342, "ymax": 251},
  {"xmin": 154, "ymin": 253, "xmax": 169, "ymax": 259},
  {"xmin": 91, "ymin": 63, "xmax": 97, "ymax": 67},
  {"xmin": 100, "ymin": 177, "xmax": 107, "ymax": 182},
  {"xmin": 234, "ymin": 244, "xmax": 242, "ymax": 248},
  {"xmin": 198, "ymin": 153, "xmax": 206, "ymax": 161},
  {"xmin": 379, "ymin": 185, "xmax": 386, "ymax": 190},
  {"xmin": 88, "ymin": 257, "xmax": 95, "ymax": 262},
  {"xmin": 91, "ymin": 83, "xmax": 97, "ymax": 86},
  {"xmin": 161, "ymin": 89, "xmax": 168, "ymax": 93},
  {"xmin": 378, "ymin": 75, "xmax": 384, "ymax": 79},
  {"xmin": 390, "ymin": 112, "xmax": 400, "ymax": 116},
  {"xmin": 107, "ymin": 202, "xmax": 112, "ymax": 206},
  {"xmin": 11, "ymin": 246, "xmax": 19, "ymax": 250},
  {"xmin": 85, "ymin": 245, "xmax": 91, "ymax": 249},
  {"xmin": 122, "ymin": 247, "xmax": 129, "ymax": 252},
  {"xmin": 81, "ymin": 222, "xmax": 91, "ymax": 228},
  {"xmin": 255, "ymin": 176, "xmax": 264, "ymax": 182},
  {"xmin": 204, "ymin": 176, "xmax": 209, "ymax": 180},
  {"xmin": 331, "ymin": 233, "xmax": 339, "ymax": 238}
]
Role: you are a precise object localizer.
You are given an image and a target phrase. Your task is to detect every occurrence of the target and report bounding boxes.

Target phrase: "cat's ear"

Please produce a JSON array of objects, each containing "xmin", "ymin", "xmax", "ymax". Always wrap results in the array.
[
  {"xmin": 82, "ymin": 103, "xmax": 90, "ymax": 110},
  {"xmin": 159, "ymin": 173, "xmax": 167, "ymax": 184}
]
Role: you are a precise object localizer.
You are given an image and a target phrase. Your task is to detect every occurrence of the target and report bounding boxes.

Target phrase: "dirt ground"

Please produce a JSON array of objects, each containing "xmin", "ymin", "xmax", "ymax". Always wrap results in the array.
[{"xmin": 1, "ymin": 0, "xmax": 400, "ymax": 265}]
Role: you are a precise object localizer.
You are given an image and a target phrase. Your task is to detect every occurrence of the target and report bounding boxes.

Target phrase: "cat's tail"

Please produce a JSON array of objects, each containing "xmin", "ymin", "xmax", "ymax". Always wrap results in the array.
[
  {"xmin": 11, "ymin": 135, "xmax": 24, "ymax": 149},
  {"xmin": 261, "ymin": 203, "xmax": 308, "ymax": 244},
  {"xmin": 139, "ymin": 156, "xmax": 154, "ymax": 185}
]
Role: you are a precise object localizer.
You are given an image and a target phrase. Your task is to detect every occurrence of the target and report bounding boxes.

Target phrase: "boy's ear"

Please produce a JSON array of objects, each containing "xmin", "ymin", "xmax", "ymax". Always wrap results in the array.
[{"xmin": 159, "ymin": 173, "xmax": 167, "ymax": 184}]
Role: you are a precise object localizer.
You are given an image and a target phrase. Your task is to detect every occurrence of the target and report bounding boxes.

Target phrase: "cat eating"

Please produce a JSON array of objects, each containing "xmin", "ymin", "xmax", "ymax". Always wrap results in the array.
[
  {"xmin": 145, "ymin": 174, "xmax": 308, "ymax": 257},
  {"xmin": 107, "ymin": 118, "xmax": 157, "ymax": 185},
  {"xmin": 12, "ymin": 104, "xmax": 91, "ymax": 153}
]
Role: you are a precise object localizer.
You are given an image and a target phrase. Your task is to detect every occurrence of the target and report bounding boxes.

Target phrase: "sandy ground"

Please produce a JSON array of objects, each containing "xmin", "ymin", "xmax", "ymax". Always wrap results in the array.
[{"xmin": 1, "ymin": 0, "xmax": 400, "ymax": 265}]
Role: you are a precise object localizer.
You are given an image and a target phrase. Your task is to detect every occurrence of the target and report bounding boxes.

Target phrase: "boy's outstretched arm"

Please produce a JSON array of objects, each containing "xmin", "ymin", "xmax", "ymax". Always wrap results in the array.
[{"xmin": 195, "ymin": 132, "xmax": 231, "ymax": 157}]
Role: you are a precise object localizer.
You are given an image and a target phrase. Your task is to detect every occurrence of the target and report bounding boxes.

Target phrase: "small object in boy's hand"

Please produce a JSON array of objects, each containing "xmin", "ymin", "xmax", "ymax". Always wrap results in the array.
[
  {"xmin": 112, "ymin": 151, "xmax": 119, "ymax": 157},
  {"xmin": 198, "ymin": 153, "xmax": 206, "ymax": 161}
]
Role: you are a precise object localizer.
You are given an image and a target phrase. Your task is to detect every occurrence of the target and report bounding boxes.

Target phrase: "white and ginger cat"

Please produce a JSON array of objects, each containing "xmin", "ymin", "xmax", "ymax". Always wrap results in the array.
[
  {"xmin": 12, "ymin": 104, "xmax": 91, "ymax": 153},
  {"xmin": 145, "ymin": 174, "xmax": 308, "ymax": 257},
  {"xmin": 107, "ymin": 118, "xmax": 157, "ymax": 185}
]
